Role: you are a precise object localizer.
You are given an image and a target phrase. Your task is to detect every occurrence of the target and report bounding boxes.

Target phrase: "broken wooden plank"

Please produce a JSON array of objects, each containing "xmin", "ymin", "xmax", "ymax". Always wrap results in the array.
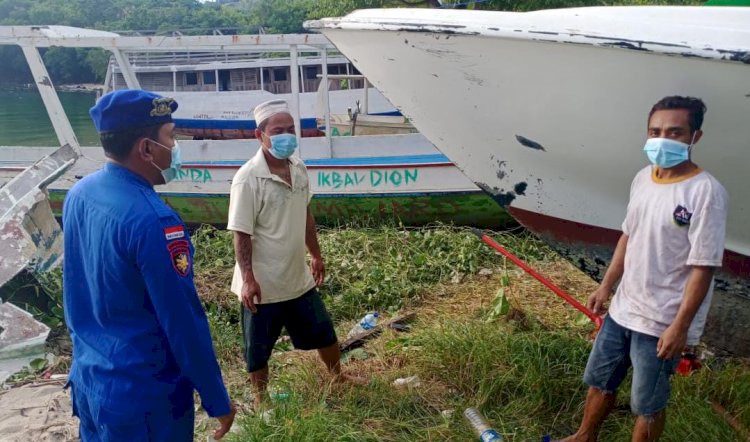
[
  {"xmin": 0, "ymin": 144, "xmax": 77, "ymax": 290},
  {"xmin": 339, "ymin": 312, "xmax": 416, "ymax": 353}
]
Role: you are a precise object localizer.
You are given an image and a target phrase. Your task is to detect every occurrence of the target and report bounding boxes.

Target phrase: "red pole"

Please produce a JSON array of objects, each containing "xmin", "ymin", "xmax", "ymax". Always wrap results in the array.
[{"xmin": 471, "ymin": 229, "xmax": 602, "ymax": 331}]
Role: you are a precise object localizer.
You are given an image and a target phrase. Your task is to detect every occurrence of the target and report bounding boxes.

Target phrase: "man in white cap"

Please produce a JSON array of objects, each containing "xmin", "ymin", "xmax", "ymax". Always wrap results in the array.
[{"xmin": 227, "ymin": 99, "xmax": 363, "ymax": 410}]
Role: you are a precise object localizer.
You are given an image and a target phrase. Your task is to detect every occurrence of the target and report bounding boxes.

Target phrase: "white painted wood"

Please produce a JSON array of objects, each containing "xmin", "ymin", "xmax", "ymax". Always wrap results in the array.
[
  {"xmin": 20, "ymin": 46, "xmax": 79, "ymax": 152},
  {"xmin": 321, "ymin": 50, "xmax": 332, "ymax": 156},
  {"xmin": 168, "ymin": 88, "xmax": 395, "ymax": 123},
  {"xmin": 0, "ymin": 135, "xmax": 478, "ymax": 197},
  {"xmin": 111, "ymin": 49, "xmax": 140, "ymax": 89},
  {"xmin": 0, "ymin": 27, "xmax": 331, "ymax": 51},
  {"xmin": 308, "ymin": 6, "xmax": 750, "ymax": 257},
  {"xmin": 290, "ymin": 45, "xmax": 302, "ymax": 148}
]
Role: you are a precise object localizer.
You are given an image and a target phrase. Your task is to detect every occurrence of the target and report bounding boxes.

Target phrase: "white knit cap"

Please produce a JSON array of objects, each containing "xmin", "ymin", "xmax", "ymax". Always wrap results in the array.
[{"xmin": 253, "ymin": 99, "xmax": 291, "ymax": 126}]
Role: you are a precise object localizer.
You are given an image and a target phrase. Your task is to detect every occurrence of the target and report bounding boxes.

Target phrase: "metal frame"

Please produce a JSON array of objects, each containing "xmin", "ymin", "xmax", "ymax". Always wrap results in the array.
[{"xmin": 0, "ymin": 26, "xmax": 337, "ymax": 155}]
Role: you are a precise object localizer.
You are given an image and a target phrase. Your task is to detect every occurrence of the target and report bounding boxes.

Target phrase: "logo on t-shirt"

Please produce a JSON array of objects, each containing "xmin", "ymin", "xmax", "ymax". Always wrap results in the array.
[{"xmin": 673, "ymin": 205, "xmax": 692, "ymax": 227}]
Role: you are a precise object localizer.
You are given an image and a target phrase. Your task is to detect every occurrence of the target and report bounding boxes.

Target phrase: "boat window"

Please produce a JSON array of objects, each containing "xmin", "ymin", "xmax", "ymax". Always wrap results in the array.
[
  {"xmin": 305, "ymin": 67, "xmax": 318, "ymax": 80},
  {"xmin": 185, "ymin": 72, "xmax": 198, "ymax": 85},
  {"xmin": 203, "ymin": 71, "xmax": 216, "ymax": 85},
  {"xmin": 273, "ymin": 68, "xmax": 287, "ymax": 82}
]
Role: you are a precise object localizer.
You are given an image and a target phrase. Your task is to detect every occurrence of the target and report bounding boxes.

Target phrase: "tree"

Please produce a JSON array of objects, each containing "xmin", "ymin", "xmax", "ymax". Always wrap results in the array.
[{"xmin": 247, "ymin": 0, "xmax": 314, "ymax": 34}]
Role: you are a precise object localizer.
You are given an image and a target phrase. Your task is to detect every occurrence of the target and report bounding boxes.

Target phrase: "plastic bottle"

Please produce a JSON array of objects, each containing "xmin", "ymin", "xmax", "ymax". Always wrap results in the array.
[
  {"xmin": 346, "ymin": 312, "xmax": 379, "ymax": 338},
  {"xmin": 464, "ymin": 408, "xmax": 504, "ymax": 442}
]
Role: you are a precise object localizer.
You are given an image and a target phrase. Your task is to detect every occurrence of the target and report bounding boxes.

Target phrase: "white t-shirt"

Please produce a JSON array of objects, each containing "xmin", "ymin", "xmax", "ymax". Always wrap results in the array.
[
  {"xmin": 609, "ymin": 165, "xmax": 728, "ymax": 345},
  {"xmin": 227, "ymin": 148, "xmax": 315, "ymax": 304}
]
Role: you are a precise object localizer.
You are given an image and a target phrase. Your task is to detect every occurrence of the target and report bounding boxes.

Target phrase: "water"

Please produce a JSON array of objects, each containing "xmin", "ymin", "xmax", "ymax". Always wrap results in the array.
[{"xmin": 0, "ymin": 89, "xmax": 100, "ymax": 147}]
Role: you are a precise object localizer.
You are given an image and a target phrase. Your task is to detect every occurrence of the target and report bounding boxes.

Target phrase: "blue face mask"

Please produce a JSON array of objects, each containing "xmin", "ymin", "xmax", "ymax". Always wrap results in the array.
[
  {"xmin": 643, "ymin": 137, "xmax": 692, "ymax": 169},
  {"xmin": 150, "ymin": 139, "xmax": 182, "ymax": 183},
  {"xmin": 266, "ymin": 133, "xmax": 298, "ymax": 159}
]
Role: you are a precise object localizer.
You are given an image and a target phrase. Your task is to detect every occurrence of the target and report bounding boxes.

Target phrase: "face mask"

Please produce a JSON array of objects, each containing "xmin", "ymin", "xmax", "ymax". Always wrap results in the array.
[
  {"xmin": 149, "ymin": 139, "xmax": 182, "ymax": 183},
  {"xmin": 266, "ymin": 133, "xmax": 297, "ymax": 159},
  {"xmin": 642, "ymin": 135, "xmax": 694, "ymax": 169}
]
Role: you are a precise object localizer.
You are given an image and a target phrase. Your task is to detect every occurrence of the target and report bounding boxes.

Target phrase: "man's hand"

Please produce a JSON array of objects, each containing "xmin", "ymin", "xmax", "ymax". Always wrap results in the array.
[
  {"xmin": 242, "ymin": 279, "xmax": 262, "ymax": 313},
  {"xmin": 657, "ymin": 323, "xmax": 688, "ymax": 360},
  {"xmin": 587, "ymin": 285, "xmax": 611, "ymax": 316},
  {"xmin": 310, "ymin": 256, "xmax": 325, "ymax": 287},
  {"xmin": 213, "ymin": 402, "xmax": 237, "ymax": 440}
]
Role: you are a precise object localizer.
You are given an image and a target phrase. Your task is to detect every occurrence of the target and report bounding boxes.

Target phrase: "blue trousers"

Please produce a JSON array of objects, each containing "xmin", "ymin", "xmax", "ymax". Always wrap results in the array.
[{"xmin": 70, "ymin": 382, "xmax": 195, "ymax": 442}]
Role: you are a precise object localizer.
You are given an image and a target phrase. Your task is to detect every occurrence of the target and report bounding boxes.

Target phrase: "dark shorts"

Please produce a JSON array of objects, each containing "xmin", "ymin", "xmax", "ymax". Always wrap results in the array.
[
  {"xmin": 583, "ymin": 315, "xmax": 679, "ymax": 416},
  {"xmin": 241, "ymin": 288, "xmax": 338, "ymax": 372}
]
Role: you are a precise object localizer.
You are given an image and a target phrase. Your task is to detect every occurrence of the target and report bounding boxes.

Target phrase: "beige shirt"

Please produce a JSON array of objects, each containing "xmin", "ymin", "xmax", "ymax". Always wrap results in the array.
[
  {"xmin": 227, "ymin": 148, "xmax": 315, "ymax": 304},
  {"xmin": 609, "ymin": 165, "xmax": 728, "ymax": 345}
]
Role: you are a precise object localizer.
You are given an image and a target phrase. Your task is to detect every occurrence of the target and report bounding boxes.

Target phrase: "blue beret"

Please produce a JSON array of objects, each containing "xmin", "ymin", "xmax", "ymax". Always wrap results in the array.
[{"xmin": 90, "ymin": 89, "xmax": 178, "ymax": 133}]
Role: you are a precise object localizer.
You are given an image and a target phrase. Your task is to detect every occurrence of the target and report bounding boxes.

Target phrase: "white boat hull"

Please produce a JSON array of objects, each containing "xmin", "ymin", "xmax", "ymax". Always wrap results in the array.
[
  {"xmin": 170, "ymin": 87, "xmax": 397, "ymax": 124},
  {"xmin": 307, "ymin": 6, "xmax": 750, "ymax": 354},
  {"xmin": 0, "ymin": 135, "xmax": 507, "ymax": 227}
]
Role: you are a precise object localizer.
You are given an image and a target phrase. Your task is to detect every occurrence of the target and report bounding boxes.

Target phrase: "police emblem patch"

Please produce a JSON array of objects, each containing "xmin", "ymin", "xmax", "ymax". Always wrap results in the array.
[
  {"xmin": 167, "ymin": 240, "xmax": 191, "ymax": 276},
  {"xmin": 673, "ymin": 205, "xmax": 692, "ymax": 227},
  {"xmin": 151, "ymin": 97, "xmax": 175, "ymax": 117}
]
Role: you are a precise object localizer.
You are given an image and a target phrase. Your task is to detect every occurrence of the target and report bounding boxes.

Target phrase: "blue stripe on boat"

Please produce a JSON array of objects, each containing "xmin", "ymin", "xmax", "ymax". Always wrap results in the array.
[
  {"xmin": 173, "ymin": 111, "xmax": 403, "ymax": 130},
  {"xmin": 184, "ymin": 154, "xmax": 451, "ymax": 167},
  {"xmin": 48, "ymin": 189, "xmax": 482, "ymax": 199}
]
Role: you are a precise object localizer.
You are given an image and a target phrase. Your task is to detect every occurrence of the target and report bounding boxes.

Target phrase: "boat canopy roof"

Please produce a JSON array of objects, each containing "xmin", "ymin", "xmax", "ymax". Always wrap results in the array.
[
  {"xmin": 0, "ymin": 25, "xmax": 332, "ymax": 52},
  {"xmin": 306, "ymin": 6, "xmax": 750, "ymax": 62}
]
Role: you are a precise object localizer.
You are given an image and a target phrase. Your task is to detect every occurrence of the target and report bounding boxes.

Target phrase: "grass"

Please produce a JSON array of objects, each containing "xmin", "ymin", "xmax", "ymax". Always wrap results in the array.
[
  {"xmin": 12, "ymin": 223, "xmax": 750, "ymax": 440},
  {"xmin": 188, "ymin": 224, "xmax": 750, "ymax": 442}
]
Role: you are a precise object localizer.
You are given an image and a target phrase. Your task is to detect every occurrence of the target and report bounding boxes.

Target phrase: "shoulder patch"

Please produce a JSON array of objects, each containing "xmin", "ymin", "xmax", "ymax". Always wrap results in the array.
[
  {"xmin": 164, "ymin": 225, "xmax": 185, "ymax": 240},
  {"xmin": 167, "ymin": 240, "xmax": 191, "ymax": 277}
]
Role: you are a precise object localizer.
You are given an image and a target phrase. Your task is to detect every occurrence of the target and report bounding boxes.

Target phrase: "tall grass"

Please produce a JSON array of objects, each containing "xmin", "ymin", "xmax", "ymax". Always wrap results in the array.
[
  {"xmin": 14, "ymin": 223, "xmax": 747, "ymax": 440},
  {"xmin": 192, "ymin": 223, "xmax": 555, "ymax": 320}
]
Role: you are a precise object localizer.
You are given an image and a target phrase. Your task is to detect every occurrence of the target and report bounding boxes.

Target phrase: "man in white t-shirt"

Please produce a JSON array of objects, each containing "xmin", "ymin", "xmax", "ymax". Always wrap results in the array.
[
  {"xmin": 558, "ymin": 96, "xmax": 728, "ymax": 442},
  {"xmin": 227, "ymin": 99, "xmax": 363, "ymax": 410}
]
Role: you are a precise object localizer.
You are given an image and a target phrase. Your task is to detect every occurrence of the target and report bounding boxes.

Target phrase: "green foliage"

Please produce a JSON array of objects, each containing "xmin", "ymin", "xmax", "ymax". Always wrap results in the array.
[
  {"xmin": 308, "ymin": 0, "xmax": 397, "ymax": 19},
  {"xmin": 5, "ymin": 357, "xmax": 49, "ymax": 384},
  {"xmin": 222, "ymin": 315, "xmax": 746, "ymax": 441},
  {"xmin": 247, "ymin": 0, "xmax": 315, "ymax": 34},
  {"xmin": 0, "ymin": 268, "xmax": 65, "ymax": 330},
  {"xmin": 190, "ymin": 223, "xmax": 555, "ymax": 319},
  {"xmin": 32, "ymin": 268, "xmax": 65, "ymax": 330},
  {"xmin": 317, "ymin": 225, "xmax": 554, "ymax": 320}
]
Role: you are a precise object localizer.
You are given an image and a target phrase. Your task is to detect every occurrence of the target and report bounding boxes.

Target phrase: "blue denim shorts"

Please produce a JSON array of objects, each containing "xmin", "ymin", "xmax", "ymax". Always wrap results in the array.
[{"xmin": 583, "ymin": 315, "xmax": 679, "ymax": 416}]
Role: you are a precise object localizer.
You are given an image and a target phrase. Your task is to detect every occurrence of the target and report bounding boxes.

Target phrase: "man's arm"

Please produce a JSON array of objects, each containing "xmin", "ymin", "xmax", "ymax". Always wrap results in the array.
[
  {"xmin": 136, "ymin": 221, "xmax": 232, "ymax": 420},
  {"xmin": 657, "ymin": 265, "xmax": 715, "ymax": 359},
  {"xmin": 587, "ymin": 233, "xmax": 628, "ymax": 315},
  {"xmin": 233, "ymin": 231, "xmax": 261, "ymax": 312},
  {"xmin": 305, "ymin": 207, "xmax": 325, "ymax": 286}
]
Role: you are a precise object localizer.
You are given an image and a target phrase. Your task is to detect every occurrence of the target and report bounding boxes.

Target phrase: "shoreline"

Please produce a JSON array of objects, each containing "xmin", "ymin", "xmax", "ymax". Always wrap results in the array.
[{"xmin": 0, "ymin": 83, "xmax": 103, "ymax": 93}]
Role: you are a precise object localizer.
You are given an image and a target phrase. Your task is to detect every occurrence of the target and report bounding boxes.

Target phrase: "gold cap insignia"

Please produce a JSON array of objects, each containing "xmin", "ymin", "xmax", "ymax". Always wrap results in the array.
[{"xmin": 151, "ymin": 97, "xmax": 175, "ymax": 117}]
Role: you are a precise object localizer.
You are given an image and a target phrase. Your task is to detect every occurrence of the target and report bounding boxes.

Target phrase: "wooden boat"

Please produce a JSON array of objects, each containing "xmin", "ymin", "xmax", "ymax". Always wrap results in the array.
[
  {"xmin": 306, "ymin": 6, "xmax": 750, "ymax": 354},
  {"xmin": 0, "ymin": 135, "xmax": 509, "ymax": 228},
  {"xmin": 0, "ymin": 26, "xmax": 508, "ymax": 228},
  {"xmin": 104, "ymin": 39, "xmax": 400, "ymax": 139},
  {"xmin": 0, "ymin": 25, "xmax": 512, "ymax": 379}
]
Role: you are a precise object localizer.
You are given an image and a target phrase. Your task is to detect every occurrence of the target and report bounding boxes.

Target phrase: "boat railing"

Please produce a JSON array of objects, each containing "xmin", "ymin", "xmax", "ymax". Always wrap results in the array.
[{"xmin": 113, "ymin": 51, "xmax": 348, "ymax": 70}]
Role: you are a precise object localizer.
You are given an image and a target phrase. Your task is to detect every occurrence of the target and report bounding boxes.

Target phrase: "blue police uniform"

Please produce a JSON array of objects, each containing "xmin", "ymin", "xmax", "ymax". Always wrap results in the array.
[{"xmin": 63, "ymin": 90, "xmax": 230, "ymax": 441}]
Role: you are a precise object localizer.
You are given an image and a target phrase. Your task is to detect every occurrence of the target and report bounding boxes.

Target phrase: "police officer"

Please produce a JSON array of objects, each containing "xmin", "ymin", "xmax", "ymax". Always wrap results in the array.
[{"xmin": 63, "ymin": 90, "xmax": 235, "ymax": 441}]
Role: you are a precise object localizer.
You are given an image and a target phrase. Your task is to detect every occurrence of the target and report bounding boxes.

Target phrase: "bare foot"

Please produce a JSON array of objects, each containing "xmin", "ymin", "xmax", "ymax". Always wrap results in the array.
[
  {"xmin": 333, "ymin": 373, "xmax": 368, "ymax": 385},
  {"xmin": 252, "ymin": 393, "xmax": 270, "ymax": 412},
  {"xmin": 553, "ymin": 436, "xmax": 589, "ymax": 442}
]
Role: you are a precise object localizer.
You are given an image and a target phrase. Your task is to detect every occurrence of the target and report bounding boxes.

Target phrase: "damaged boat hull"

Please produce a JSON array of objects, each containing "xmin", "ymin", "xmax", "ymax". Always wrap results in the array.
[{"xmin": 306, "ymin": 6, "xmax": 750, "ymax": 354}]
